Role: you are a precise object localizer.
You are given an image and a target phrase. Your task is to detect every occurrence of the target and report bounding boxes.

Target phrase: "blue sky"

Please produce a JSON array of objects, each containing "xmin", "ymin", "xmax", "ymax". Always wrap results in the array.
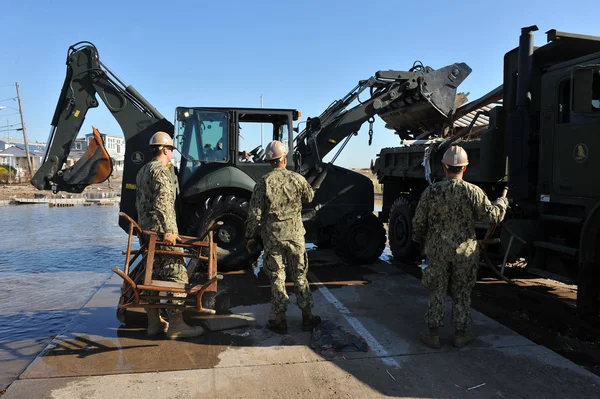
[{"xmin": 1, "ymin": 0, "xmax": 599, "ymax": 168}]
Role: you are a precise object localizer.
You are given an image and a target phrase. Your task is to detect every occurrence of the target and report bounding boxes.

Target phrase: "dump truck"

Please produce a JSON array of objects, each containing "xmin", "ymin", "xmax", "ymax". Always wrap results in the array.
[
  {"xmin": 372, "ymin": 26, "xmax": 600, "ymax": 320},
  {"xmin": 32, "ymin": 41, "xmax": 471, "ymax": 270}
]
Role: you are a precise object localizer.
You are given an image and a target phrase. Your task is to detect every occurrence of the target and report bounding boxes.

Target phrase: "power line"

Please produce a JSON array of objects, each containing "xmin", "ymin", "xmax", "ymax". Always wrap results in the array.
[{"xmin": 0, "ymin": 97, "xmax": 17, "ymax": 102}]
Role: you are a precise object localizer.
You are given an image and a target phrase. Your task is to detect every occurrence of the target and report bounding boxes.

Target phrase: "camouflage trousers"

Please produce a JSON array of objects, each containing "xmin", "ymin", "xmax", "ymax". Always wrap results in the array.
[
  {"xmin": 263, "ymin": 239, "xmax": 313, "ymax": 314},
  {"xmin": 145, "ymin": 245, "xmax": 188, "ymax": 315},
  {"xmin": 421, "ymin": 259, "xmax": 477, "ymax": 330}
]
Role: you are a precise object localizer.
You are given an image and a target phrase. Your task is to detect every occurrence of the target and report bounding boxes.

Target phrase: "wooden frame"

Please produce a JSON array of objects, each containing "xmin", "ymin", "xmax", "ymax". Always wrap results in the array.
[{"xmin": 114, "ymin": 212, "xmax": 222, "ymax": 318}]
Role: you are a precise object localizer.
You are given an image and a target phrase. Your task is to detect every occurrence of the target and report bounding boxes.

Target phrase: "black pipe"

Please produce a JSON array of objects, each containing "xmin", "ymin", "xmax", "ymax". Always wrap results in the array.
[{"xmin": 516, "ymin": 25, "xmax": 539, "ymax": 109}]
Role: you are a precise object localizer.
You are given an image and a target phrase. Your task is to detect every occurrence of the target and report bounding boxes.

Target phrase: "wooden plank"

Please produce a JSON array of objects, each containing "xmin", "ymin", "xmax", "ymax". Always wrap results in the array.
[
  {"xmin": 144, "ymin": 234, "xmax": 157, "ymax": 285},
  {"xmin": 137, "ymin": 283, "xmax": 201, "ymax": 293},
  {"xmin": 120, "ymin": 303, "xmax": 216, "ymax": 314},
  {"xmin": 148, "ymin": 280, "xmax": 187, "ymax": 289},
  {"xmin": 140, "ymin": 295, "xmax": 197, "ymax": 302},
  {"xmin": 126, "ymin": 249, "xmax": 209, "ymax": 261}
]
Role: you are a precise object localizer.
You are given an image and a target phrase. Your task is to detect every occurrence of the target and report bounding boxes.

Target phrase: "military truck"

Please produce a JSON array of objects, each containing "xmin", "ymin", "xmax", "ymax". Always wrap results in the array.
[
  {"xmin": 32, "ymin": 42, "xmax": 471, "ymax": 270},
  {"xmin": 373, "ymin": 26, "xmax": 600, "ymax": 319}
]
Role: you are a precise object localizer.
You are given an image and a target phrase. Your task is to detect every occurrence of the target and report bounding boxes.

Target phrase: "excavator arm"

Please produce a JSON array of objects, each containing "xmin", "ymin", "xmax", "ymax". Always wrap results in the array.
[
  {"xmin": 295, "ymin": 62, "xmax": 472, "ymax": 182},
  {"xmin": 32, "ymin": 42, "xmax": 174, "ymax": 230},
  {"xmin": 32, "ymin": 41, "xmax": 173, "ymax": 194}
]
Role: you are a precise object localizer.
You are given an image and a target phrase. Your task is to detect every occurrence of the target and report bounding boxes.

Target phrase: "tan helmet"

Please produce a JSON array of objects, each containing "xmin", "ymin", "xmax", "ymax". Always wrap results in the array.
[
  {"xmin": 149, "ymin": 131, "xmax": 175, "ymax": 149},
  {"xmin": 264, "ymin": 140, "xmax": 288, "ymax": 161},
  {"xmin": 442, "ymin": 145, "xmax": 469, "ymax": 167}
]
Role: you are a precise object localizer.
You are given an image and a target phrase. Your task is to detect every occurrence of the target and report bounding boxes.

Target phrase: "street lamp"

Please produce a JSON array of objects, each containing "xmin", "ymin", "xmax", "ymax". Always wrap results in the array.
[
  {"xmin": 0, "ymin": 84, "xmax": 33, "ymax": 178},
  {"xmin": 0, "ymin": 105, "xmax": 20, "ymax": 112}
]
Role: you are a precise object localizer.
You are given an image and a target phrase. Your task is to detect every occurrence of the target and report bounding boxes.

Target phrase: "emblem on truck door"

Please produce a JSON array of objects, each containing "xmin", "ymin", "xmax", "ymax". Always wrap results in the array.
[
  {"xmin": 132, "ymin": 151, "xmax": 144, "ymax": 164},
  {"xmin": 573, "ymin": 143, "xmax": 588, "ymax": 163}
]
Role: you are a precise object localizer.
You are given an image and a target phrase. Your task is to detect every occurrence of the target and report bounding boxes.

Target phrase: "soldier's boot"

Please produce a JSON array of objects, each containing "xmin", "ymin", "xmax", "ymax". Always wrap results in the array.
[
  {"xmin": 301, "ymin": 308, "xmax": 322, "ymax": 332},
  {"xmin": 146, "ymin": 308, "xmax": 169, "ymax": 337},
  {"xmin": 165, "ymin": 313, "xmax": 204, "ymax": 339},
  {"xmin": 420, "ymin": 327, "xmax": 441, "ymax": 349},
  {"xmin": 267, "ymin": 312, "xmax": 288, "ymax": 334},
  {"xmin": 453, "ymin": 329, "xmax": 474, "ymax": 348}
]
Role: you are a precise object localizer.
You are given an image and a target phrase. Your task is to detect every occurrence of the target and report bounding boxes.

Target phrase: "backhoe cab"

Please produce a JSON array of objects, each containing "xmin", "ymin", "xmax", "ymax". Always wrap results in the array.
[
  {"xmin": 172, "ymin": 106, "xmax": 384, "ymax": 269},
  {"xmin": 173, "ymin": 107, "xmax": 302, "ymax": 268}
]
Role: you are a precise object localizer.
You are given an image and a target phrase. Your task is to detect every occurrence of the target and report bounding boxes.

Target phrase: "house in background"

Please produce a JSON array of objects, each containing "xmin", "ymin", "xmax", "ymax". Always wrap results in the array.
[
  {"xmin": 0, "ymin": 145, "xmax": 44, "ymax": 181},
  {"xmin": 69, "ymin": 132, "xmax": 125, "ymax": 174},
  {"xmin": 0, "ymin": 137, "xmax": 46, "ymax": 153}
]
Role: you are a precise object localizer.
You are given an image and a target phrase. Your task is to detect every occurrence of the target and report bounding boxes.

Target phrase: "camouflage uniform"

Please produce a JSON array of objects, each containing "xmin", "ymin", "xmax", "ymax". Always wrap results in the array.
[
  {"xmin": 412, "ymin": 177, "xmax": 508, "ymax": 330},
  {"xmin": 136, "ymin": 159, "xmax": 187, "ymax": 312},
  {"xmin": 245, "ymin": 168, "xmax": 315, "ymax": 313}
]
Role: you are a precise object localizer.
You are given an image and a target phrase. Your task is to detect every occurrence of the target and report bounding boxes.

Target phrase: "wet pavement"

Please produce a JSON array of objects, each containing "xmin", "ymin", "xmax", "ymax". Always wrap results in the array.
[{"xmin": 4, "ymin": 249, "xmax": 600, "ymax": 398}]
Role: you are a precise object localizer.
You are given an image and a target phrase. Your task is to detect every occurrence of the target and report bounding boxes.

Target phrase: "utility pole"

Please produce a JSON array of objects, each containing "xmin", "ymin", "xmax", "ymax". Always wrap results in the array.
[
  {"xmin": 260, "ymin": 94, "xmax": 264, "ymax": 148},
  {"xmin": 6, "ymin": 119, "xmax": 10, "ymax": 184},
  {"xmin": 15, "ymin": 82, "xmax": 33, "ymax": 178}
]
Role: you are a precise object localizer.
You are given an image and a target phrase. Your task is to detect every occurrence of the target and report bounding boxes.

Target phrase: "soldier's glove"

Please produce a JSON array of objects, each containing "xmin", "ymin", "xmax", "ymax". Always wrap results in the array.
[{"xmin": 163, "ymin": 232, "xmax": 179, "ymax": 245}]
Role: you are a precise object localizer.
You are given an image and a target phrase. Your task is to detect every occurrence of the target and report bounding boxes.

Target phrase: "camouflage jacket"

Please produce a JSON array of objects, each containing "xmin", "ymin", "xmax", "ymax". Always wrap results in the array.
[
  {"xmin": 135, "ymin": 159, "xmax": 178, "ymax": 235},
  {"xmin": 412, "ymin": 177, "xmax": 508, "ymax": 262},
  {"xmin": 245, "ymin": 168, "xmax": 314, "ymax": 243}
]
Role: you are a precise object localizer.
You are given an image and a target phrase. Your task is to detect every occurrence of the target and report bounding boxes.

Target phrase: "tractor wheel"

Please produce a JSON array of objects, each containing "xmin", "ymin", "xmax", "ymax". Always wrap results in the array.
[
  {"xmin": 316, "ymin": 226, "xmax": 333, "ymax": 249},
  {"xmin": 195, "ymin": 195, "xmax": 258, "ymax": 271},
  {"xmin": 332, "ymin": 212, "xmax": 386, "ymax": 265},
  {"xmin": 388, "ymin": 197, "xmax": 419, "ymax": 261}
]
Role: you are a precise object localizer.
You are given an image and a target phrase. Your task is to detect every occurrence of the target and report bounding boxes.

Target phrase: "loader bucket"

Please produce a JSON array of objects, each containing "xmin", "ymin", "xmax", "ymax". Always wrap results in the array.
[{"xmin": 377, "ymin": 63, "xmax": 472, "ymax": 134}]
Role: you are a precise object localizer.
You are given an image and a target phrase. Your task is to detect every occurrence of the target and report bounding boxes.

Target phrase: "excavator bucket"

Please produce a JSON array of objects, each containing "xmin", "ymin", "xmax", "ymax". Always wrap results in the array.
[
  {"xmin": 376, "ymin": 63, "xmax": 472, "ymax": 135},
  {"xmin": 60, "ymin": 127, "xmax": 113, "ymax": 186}
]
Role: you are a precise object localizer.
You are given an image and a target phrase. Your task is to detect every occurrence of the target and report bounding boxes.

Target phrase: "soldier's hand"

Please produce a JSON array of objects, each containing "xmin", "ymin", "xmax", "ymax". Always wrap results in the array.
[{"xmin": 164, "ymin": 232, "xmax": 178, "ymax": 245}]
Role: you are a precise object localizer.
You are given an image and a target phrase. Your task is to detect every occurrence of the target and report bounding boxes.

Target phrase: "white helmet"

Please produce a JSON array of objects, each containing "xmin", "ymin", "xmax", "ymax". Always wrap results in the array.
[
  {"xmin": 149, "ymin": 131, "xmax": 175, "ymax": 149},
  {"xmin": 264, "ymin": 140, "xmax": 288, "ymax": 161}
]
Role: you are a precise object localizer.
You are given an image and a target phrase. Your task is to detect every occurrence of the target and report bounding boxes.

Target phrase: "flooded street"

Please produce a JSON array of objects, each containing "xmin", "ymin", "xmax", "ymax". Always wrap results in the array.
[{"xmin": 0, "ymin": 205, "xmax": 126, "ymax": 389}]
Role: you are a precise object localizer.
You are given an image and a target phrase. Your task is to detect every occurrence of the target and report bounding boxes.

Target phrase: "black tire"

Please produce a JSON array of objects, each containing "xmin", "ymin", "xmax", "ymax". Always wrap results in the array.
[
  {"xmin": 388, "ymin": 197, "xmax": 419, "ymax": 261},
  {"xmin": 195, "ymin": 195, "xmax": 258, "ymax": 271},
  {"xmin": 332, "ymin": 212, "xmax": 386, "ymax": 265},
  {"xmin": 316, "ymin": 226, "xmax": 333, "ymax": 249}
]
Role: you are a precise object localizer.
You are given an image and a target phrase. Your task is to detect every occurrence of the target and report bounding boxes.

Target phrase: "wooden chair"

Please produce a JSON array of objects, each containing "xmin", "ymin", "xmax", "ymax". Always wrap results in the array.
[{"xmin": 113, "ymin": 212, "xmax": 222, "ymax": 321}]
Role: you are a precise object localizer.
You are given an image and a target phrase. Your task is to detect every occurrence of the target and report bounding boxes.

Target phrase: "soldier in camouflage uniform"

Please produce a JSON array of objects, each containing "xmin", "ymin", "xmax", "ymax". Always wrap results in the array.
[
  {"xmin": 245, "ymin": 140, "xmax": 321, "ymax": 334},
  {"xmin": 135, "ymin": 131, "xmax": 204, "ymax": 339},
  {"xmin": 412, "ymin": 145, "xmax": 508, "ymax": 349}
]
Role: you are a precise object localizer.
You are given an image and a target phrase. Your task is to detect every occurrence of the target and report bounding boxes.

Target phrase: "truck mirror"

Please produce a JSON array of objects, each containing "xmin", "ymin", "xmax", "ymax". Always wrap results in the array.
[{"xmin": 572, "ymin": 67, "xmax": 595, "ymax": 114}]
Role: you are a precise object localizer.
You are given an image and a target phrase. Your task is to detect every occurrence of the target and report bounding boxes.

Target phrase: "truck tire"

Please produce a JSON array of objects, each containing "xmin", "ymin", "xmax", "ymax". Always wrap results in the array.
[
  {"xmin": 332, "ymin": 212, "xmax": 386, "ymax": 265},
  {"xmin": 195, "ymin": 195, "xmax": 258, "ymax": 271},
  {"xmin": 388, "ymin": 197, "xmax": 419, "ymax": 261}
]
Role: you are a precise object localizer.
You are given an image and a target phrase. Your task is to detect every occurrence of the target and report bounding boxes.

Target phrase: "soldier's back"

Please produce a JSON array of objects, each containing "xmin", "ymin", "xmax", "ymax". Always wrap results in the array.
[
  {"xmin": 262, "ymin": 168, "xmax": 307, "ymax": 242},
  {"xmin": 135, "ymin": 159, "xmax": 173, "ymax": 231},
  {"xmin": 423, "ymin": 178, "xmax": 482, "ymax": 258}
]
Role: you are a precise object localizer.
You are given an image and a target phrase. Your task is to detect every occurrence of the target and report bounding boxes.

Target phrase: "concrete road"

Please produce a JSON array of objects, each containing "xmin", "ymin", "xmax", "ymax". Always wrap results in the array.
[{"xmin": 4, "ymin": 249, "xmax": 599, "ymax": 398}]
